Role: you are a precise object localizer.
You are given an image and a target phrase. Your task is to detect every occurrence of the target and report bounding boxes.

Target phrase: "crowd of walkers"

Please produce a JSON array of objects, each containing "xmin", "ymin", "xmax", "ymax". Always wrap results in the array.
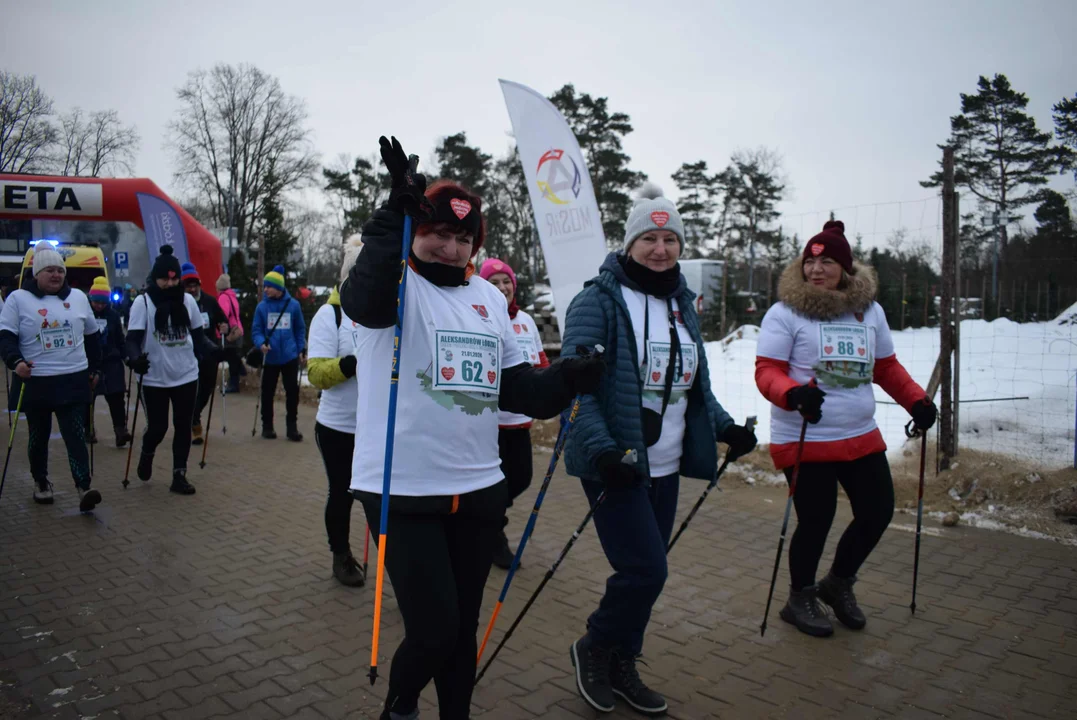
[{"xmin": 1, "ymin": 134, "xmax": 938, "ymax": 720}]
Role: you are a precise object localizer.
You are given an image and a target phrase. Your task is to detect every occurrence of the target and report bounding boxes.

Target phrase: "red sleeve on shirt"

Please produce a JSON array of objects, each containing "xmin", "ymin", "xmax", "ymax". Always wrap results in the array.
[
  {"xmin": 755, "ymin": 357, "xmax": 799, "ymax": 411},
  {"xmin": 873, "ymin": 354, "xmax": 927, "ymax": 412},
  {"xmin": 537, "ymin": 350, "xmax": 550, "ymax": 369}
]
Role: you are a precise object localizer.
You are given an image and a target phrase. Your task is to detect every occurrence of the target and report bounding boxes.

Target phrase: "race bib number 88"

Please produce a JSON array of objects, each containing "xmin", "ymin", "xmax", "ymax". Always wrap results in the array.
[
  {"xmin": 818, "ymin": 324, "xmax": 869, "ymax": 363},
  {"xmin": 434, "ymin": 330, "xmax": 500, "ymax": 395}
]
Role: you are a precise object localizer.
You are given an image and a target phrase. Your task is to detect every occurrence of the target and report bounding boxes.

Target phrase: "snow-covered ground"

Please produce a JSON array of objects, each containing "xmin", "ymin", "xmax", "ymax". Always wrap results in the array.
[{"xmin": 706, "ymin": 319, "xmax": 1077, "ymax": 469}]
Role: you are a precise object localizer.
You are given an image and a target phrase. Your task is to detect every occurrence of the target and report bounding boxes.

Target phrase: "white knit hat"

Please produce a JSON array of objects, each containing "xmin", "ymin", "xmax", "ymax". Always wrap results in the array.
[
  {"xmin": 623, "ymin": 183, "xmax": 685, "ymax": 253},
  {"xmin": 339, "ymin": 234, "xmax": 363, "ymax": 284},
  {"xmin": 32, "ymin": 247, "xmax": 66, "ymax": 277}
]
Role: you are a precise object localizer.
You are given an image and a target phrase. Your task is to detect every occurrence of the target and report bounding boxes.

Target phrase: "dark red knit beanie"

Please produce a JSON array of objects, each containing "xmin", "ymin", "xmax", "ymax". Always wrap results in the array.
[{"xmin": 803, "ymin": 220, "xmax": 853, "ymax": 274}]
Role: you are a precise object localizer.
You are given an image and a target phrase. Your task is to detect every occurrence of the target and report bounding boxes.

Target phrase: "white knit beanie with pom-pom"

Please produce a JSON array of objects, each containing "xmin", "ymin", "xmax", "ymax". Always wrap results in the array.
[
  {"xmin": 339, "ymin": 234, "xmax": 364, "ymax": 284},
  {"xmin": 622, "ymin": 182, "xmax": 685, "ymax": 252}
]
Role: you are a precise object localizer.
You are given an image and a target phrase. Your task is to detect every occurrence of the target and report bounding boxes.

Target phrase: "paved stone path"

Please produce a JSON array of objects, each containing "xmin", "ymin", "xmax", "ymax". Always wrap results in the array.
[{"xmin": 1, "ymin": 393, "xmax": 1075, "ymax": 719}]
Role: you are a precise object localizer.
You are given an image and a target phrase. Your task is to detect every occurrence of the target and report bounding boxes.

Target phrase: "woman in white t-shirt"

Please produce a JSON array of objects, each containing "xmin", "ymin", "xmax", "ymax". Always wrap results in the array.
[
  {"xmin": 0, "ymin": 247, "xmax": 103, "ymax": 512},
  {"xmin": 477, "ymin": 258, "xmax": 550, "ymax": 571},
  {"xmin": 755, "ymin": 220, "xmax": 937, "ymax": 638},
  {"xmin": 339, "ymin": 137, "xmax": 604, "ymax": 720},
  {"xmin": 560, "ymin": 184, "xmax": 757, "ymax": 715},
  {"xmin": 308, "ymin": 236, "xmax": 365, "ymax": 588},
  {"xmin": 125, "ymin": 246, "xmax": 209, "ymax": 496}
]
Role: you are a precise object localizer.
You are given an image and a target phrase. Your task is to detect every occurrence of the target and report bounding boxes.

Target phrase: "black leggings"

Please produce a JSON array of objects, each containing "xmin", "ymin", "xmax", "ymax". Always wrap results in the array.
[
  {"xmin": 90, "ymin": 392, "xmax": 126, "ymax": 430},
  {"xmin": 357, "ymin": 481, "xmax": 506, "ymax": 720},
  {"xmin": 314, "ymin": 423, "xmax": 356, "ymax": 554},
  {"xmin": 498, "ymin": 427, "xmax": 533, "ymax": 524},
  {"xmin": 261, "ymin": 359, "xmax": 299, "ymax": 428},
  {"xmin": 141, "ymin": 381, "xmax": 198, "ymax": 470},
  {"xmin": 193, "ymin": 360, "xmax": 220, "ymax": 426},
  {"xmin": 27, "ymin": 404, "xmax": 91, "ymax": 489},
  {"xmin": 786, "ymin": 451, "xmax": 895, "ymax": 590}
]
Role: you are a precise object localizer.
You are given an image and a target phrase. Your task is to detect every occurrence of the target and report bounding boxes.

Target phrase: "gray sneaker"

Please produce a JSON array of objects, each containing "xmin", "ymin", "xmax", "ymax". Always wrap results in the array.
[
  {"xmin": 77, "ymin": 488, "xmax": 102, "ymax": 513},
  {"xmin": 33, "ymin": 480, "xmax": 54, "ymax": 505}
]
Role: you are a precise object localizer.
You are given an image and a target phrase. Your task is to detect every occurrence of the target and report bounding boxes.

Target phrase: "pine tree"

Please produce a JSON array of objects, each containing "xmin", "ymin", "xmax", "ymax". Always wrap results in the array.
[
  {"xmin": 672, "ymin": 160, "xmax": 721, "ymax": 259},
  {"xmin": 434, "ymin": 132, "xmax": 491, "ymax": 194},
  {"xmin": 722, "ymin": 148, "xmax": 786, "ymax": 294},
  {"xmin": 548, "ymin": 84, "xmax": 647, "ymax": 247},
  {"xmin": 1053, "ymin": 93, "xmax": 1077, "ymax": 185},
  {"xmin": 922, "ymin": 74, "xmax": 1070, "ymax": 251},
  {"xmin": 322, "ymin": 155, "xmax": 389, "ymax": 237},
  {"xmin": 258, "ymin": 167, "xmax": 298, "ymax": 280}
]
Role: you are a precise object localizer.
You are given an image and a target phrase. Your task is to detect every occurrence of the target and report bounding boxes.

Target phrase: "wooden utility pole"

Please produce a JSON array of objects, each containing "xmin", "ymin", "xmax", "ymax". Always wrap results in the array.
[
  {"xmin": 939, "ymin": 147, "xmax": 956, "ymax": 468},
  {"xmin": 953, "ymin": 191, "xmax": 961, "ymax": 455}
]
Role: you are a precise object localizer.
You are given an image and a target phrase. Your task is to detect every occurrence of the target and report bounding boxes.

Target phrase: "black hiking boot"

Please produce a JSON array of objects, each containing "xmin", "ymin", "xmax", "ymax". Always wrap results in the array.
[
  {"xmin": 333, "ymin": 553, "xmax": 366, "ymax": 587},
  {"xmin": 170, "ymin": 470, "xmax": 196, "ymax": 495},
  {"xmin": 570, "ymin": 633, "xmax": 615, "ymax": 713},
  {"xmin": 492, "ymin": 530, "xmax": 515, "ymax": 570},
  {"xmin": 114, "ymin": 425, "xmax": 132, "ymax": 448},
  {"xmin": 262, "ymin": 426, "xmax": 277, "ymax": 439},
  {"xmin": 610, "ymin": 650, "xmax": 668, "ymax": 716},
  {"xmin": 286, "ymin": 423, "xmax": 303, "ymax": 442},
  {"xmin": 137, "ymin": 452, "xmax": 154, "ymax": 482},
  {"xmin": 817, "ymin": 572, "xmax": 867, "ymax": 630},
  {"xmin": 33, "ymin": 479, "xmax": 54, "ymax": 505},
  {"xmin": 77, "ymin": 487, "xmax": 102, "ymax": 513},
  {"xmin": 779, "ymin": 585, "xmax": 834, "ymax": 637},
  {"xmin": 379, "ymin": 707, "xmax": 419, "ymax": 720}
]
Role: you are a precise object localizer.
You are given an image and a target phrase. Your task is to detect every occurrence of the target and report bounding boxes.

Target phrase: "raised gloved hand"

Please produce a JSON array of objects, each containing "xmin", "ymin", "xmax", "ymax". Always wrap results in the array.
[
  {"xmin": 910, "ymin": 398, "xmax": 937, "ymax": 431},
  {"xmin": 786, "ymin": 384, "xmax": 826, "ymax": 424},
  {"xmin": 721, "ymin": 423, "xmax": 758, "ymax": 462},
  {"xmin": 379, "ymin": 136, "xmax": 433, "ymax": 220},
  {"xmin": 127, "ymin": 353, "xmax": 150, "ymax": 376},
  {"xmin": 339, "ymin": 354, "xmax": 358, "ymax": 379},
  {"xmin": 596, "ymin": 450, "xmax": 638, "ymax": 490},
  {"xmin": 561, "ymin": 345, "xmax": 606, "ymax": 396}
]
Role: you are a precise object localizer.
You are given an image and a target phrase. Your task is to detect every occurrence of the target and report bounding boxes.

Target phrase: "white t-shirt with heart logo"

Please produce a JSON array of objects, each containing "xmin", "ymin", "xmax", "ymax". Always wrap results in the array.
[
  {"xmin": 308, "ymin": 303, "xmax": 359, "ymax": 434},
  {"xmin": 756, "ymin": 301, "xmax": 894, "ymax": 445},
  {"xmin": 350, "ymin": 272, "xmax": 525, "ymax": 497},
  {"xmin": 0, "ymin": 288, "xmax": 98, "ymax": 376},
  {"xmin": 499, "ymin": 309, "xmax": 543, "ymax": 428}
]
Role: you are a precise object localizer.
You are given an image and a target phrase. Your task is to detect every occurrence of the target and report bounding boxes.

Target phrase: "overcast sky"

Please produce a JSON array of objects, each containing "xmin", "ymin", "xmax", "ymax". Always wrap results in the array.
[{"xmin": 4, "ymin": 0, "xmax": 1074, "ymax": 250}]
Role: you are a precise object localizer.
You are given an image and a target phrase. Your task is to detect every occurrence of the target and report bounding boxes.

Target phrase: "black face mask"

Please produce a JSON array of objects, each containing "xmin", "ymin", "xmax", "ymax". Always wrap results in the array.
[
  {"xmin": 622, "ymin": 255, "xmax": 681, "ymax": 298},
  {"xmin": 409, "ymin": 251, "xmax": 468, "ymax": 287}
]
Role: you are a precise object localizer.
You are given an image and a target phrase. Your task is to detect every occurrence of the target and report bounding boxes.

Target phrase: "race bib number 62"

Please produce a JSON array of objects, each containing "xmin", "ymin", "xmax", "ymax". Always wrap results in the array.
[{"xmin": 433, "ymin": 330, "xmax": 500, "ymax": 395}]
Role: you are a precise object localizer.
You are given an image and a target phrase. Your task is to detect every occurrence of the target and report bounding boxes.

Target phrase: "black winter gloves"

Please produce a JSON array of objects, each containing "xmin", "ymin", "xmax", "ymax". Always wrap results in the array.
[
  {"xmin": 787, "ymin": 384, "xmax": 826, "ymax": 424},
  {"xmin": 127, "ymin": 354, "xmax": 150, "ymax": 376},
  {"xmin": 596, "ymin": 450, "xmax": 638, "ymax": 490},
  {"xmin": 380, "ymin": 136, "xmax": 433, "ymax": 220},
  {"xmin": 721, "ymin": 424, "xmax": 758, "ymax": 461},
  {"xmin": 339, "ymin": 355, "xmax": 358, "ymax": 379},
  {"xmin": 910, "ymin": 398, "xmax": 937, "ymax": 431},
  {"xmin": 560, "ymin": 353, "xmax": 606, "ymax": 396}
]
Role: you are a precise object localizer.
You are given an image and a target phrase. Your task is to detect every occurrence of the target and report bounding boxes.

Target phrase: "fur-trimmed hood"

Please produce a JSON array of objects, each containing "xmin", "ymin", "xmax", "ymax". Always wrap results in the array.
[{"xmin": 776, "ymin": 258, "xmax": 877, "ymax": 320}]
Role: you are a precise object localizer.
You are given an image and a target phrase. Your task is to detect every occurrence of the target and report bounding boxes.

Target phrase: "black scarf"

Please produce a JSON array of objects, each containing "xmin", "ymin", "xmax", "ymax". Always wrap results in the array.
[
  {"xmin": 145, "ymin": 282, "xmax": 190, "ymax": 335},
  {"xmin": 25, "ymin": 277, "xmax": 72, "ymax": 300},
  {"xmin": 410, "ymin": 252, "xmax": 468, "ymax": 287},
  {"xmin": 621, "ymin": 255, "xmax": 681, "ymax": 298}
]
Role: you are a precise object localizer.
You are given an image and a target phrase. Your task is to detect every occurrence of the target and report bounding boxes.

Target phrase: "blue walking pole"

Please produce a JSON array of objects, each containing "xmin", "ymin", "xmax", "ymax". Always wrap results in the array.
[{"xmin": 368, "ymin": 153, "xmax": 419, "ymax": 687}]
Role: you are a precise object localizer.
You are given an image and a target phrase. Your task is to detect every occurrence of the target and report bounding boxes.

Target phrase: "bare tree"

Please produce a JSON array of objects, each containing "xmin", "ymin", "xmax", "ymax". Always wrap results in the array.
[
  {"xmin": 0, "ymin": 71, "xmax": 57, "ymax": 173},
  {"xmin": 57, "ymin": 107, "xmax": 139, "ymax": 177},
  {"xmin": 167, "ymin": 63, "xmax": 319, "ymax": 250}
]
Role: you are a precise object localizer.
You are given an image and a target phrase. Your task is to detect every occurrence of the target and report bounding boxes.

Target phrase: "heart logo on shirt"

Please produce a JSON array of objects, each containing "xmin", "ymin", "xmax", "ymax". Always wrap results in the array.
[
  {"xmin": 513, "ymin": 324, "xmax": 521, "ymax": 334},
  {"xmin": 858, "ymin": 347, "xmax": 866, "ymax": 356},
  {"xmin": 450, "ymin": 199, "xmax": 472, "ymax": 219},
  {"xmin": 824, "ymin": 345, "xmax": 834, "ymax": 354},
  {"xmin": 487, "ymin": 371, "xmax": 496, "ymax": 384},
  {"xmin": 38, "ymin": 309, "xmax": 48, "ymax": 317},
  {"xmin": 63, "ymin": 302, "xmax": 70, "ymax": 309},
  {"xmin": 651, "ymin": 371, "xmax": 661, "ymax": 382},
  {"xmin": 440, "ymin": 367, "xmax": 455, "ymax": 381},
  {"xmin": 651, "ymin": 211, "xmax": 670, "ymax": 227},
  {"xmin": 684, "ymin": 372, "xmax": 691, "ymax": 383}
]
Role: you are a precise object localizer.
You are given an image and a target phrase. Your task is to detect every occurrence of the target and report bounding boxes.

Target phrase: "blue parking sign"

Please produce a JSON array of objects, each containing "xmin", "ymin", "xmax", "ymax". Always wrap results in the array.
[{"xmin": 114, "ymin": 251, "xmax": 129, "ymax": 269}]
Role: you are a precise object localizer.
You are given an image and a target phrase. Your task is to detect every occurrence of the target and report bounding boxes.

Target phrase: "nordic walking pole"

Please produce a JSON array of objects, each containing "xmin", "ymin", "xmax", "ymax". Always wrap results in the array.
[
  {"xmin": 476, "ymin": 449, "xmax": 637, "ymax": 685},
  {"xmin": 369, "ymin": 149, "xmax": 420, "ymax": 687},
  {"xmin": 667, "ymin": 415, "xmax": 757, "ymax": 554},
  {"xmin": 0, "ymin": 384, "xmax": 26, "ymax": 501},
  {"xmin": 760, "ymin": 416, "xmax": 809, "ymax": 637},
  {"xmin": 251, "ymin": 367, "xmax": 262, "ymax": 437},
  {"xmin": 220, "ymin": 342, "xmax": 228, "ymax": 435},
  {"xmin": 908, "ymin": 419, "xmax": 928, "ymax": 614},
  {"xmin": 5, "ymin": 368, "xmax": 10, "ymax": 428},
  {"xmin": 124, "ymin": 366, "xmax": 133, "ymax": 426},
  {"xmin": 477, "ymin": 387, "xmax": 588, "ymax": 664},
  {"xmin": 199, "ymin": 361, "xmax": 220, "ymax": 469},
  {"xmin": 122, "ymin": 374, "xmax": 144, "ymax": 489}
]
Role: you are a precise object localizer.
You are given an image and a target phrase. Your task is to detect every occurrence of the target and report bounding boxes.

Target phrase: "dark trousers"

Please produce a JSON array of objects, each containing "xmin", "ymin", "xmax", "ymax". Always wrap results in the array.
[
  {"xmin": 141, "ymin": 381, "xmax": 198, "ymax": 470},
  {"xmin": 315, "ymin": 423, "xmax": 355, "ymax": 555},
  {"xmin": 785, "ymin": 451, "xmax": 895, "ymax": 590},
  {"xmin": 193, "ymin": 359, "xmax": 219, "ymax": 426},
  {"xmin": 582, "ymin": 473, "xmax": 679, "ymax": 656},
  {"xmin": 260, "ymin": 359, "xmax": 299, "ymax": 430},
  {"xmin": 498, "ymin": 427, "xmax": 533, "ymax": 528},
  {"xmin": 357, "ymin": 481, "xmax": 506, "ymax": 720},
  {"xmin": 88, "ymin": 392, "xmax": 126, "ymax": 431},
  {"xmin": 27, "ymin": 404, "xmax": 91, "ymax": 489}
]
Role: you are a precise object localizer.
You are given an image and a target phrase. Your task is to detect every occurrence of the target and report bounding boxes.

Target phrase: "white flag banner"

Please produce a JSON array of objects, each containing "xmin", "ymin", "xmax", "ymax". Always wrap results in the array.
[{"xmin": 500, "ymin": 79, "xmax": 608, "ymax": 335}]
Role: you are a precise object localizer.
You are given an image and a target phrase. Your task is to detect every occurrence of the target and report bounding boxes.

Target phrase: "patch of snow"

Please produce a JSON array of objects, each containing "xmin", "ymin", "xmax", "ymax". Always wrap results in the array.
[{"xmin": 48, "ymin": 687, "xmax": 73, "ymax": 696}]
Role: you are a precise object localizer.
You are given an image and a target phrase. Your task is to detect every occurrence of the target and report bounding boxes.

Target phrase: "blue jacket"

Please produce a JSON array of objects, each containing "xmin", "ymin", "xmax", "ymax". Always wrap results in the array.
[
  {"xmin": 561, "ymin": 252, "xmax": 734, "ymax": 483},
  {"xmin": 251, "ymin": 291, "xmax": 306, "ymax": 365}
]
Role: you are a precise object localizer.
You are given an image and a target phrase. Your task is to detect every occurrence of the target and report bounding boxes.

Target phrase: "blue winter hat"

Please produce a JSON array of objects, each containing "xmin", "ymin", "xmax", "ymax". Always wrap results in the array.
[
  {"xmin": 263, "ymin": 265, "xmax": 286, "ymax": 292},
  {"xmin": 180, "ymin": 262, "xmax": 200, "ymax": 283}
]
